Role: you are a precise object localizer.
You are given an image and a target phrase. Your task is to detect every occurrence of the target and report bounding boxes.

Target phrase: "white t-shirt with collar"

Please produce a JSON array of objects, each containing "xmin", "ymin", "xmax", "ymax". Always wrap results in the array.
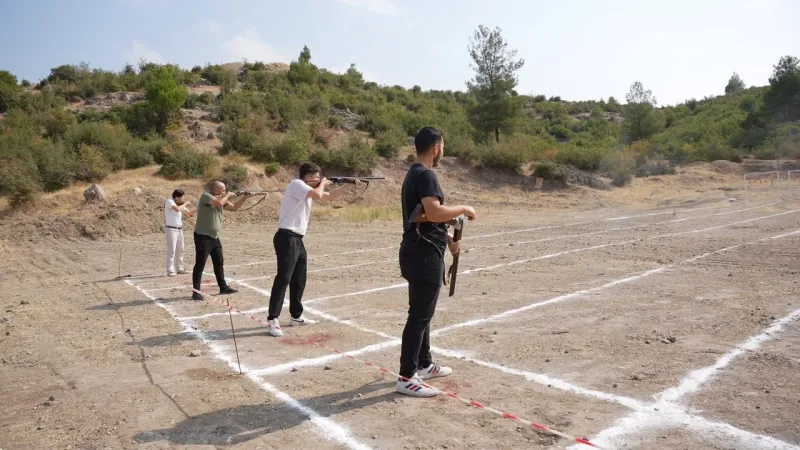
[
  {"xmin": 278, "ymin": 179, "xmax": 314, "ymax": 235},
  {"xmin": 165, "ymin": 198, "xmax": 183, "ymax": 228}
]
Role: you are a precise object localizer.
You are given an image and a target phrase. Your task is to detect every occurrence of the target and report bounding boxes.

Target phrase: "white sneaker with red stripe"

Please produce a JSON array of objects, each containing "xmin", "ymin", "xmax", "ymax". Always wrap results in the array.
[
  {"xmin": 396, "ymin": 373, "xmax": 440, "ymax": 397},
  {"xmin": 415, "ymin": 362, "xmax": 453, "ymax": 380},
  {"xmin": 268, "ymin": 318, "xmax": 283, "ymax": 337}
]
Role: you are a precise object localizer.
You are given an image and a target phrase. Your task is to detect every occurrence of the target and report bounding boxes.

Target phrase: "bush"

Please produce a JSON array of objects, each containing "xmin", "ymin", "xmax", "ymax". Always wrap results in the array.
[
  {"xmin": 374, "ymin": 127, "xmax": 406, "ymax": 158},
  {"xmin": 310, "ymin": 133, "xmax": 377, "ymax": 173},
  {"xmin": 635, "ymin": 159, "xmax": 676, "ymax": 178},
  {"xmin": 264, "ymin": 162, "xmax": 281, "ymax": 176},
  {"xmin": 599, "ymin": 151, "xmax": 636, "ymax": 187},
  {"xmin": 273, "ymin": 132, "xmax": 312, "ymax": 165},
  {"xmin": 73, "ymin": 144, "xmax": 112, "ymax": 182},
  {"xmin": 158, "ymin": 144, "xmax": 217, "ymax": 179},
  {"xmin": 533, "ymin": 161, "xmax": 568, "ymax": 184},
  {"xmin": 219, "ymin": 163, "xmax": 249, "ymax": 190},
  {"xmin": 554, "ymin": 146, "xmax": 611, "ymax": 171}
]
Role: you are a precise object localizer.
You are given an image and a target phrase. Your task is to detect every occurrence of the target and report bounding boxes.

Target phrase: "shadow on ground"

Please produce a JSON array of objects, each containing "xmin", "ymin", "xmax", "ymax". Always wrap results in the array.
[{"xmin": 134, "ymin": 379, "xmax": 396, "ymax": 445}]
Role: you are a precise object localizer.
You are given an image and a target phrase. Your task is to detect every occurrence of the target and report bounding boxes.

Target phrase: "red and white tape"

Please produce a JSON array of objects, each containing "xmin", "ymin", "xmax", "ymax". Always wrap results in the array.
[{"xmin": 190, "ymin": 288, "xmax": 602, "ymax": 449}]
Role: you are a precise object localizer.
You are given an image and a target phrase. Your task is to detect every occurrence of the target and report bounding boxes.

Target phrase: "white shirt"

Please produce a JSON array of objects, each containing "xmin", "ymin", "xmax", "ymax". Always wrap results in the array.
[
  {"xmin": 278, "ymin": 179, "xmax": 314, "ymax": 235},
  {"xmin": 165, "ymin": 199, "xmax": 183, "ymax": 228}
]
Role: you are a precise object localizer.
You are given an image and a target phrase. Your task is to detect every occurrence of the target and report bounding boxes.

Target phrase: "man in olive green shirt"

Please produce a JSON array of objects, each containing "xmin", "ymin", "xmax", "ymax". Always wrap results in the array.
[{"xmin": 191, "ymin": 180, "xmax": 251, "ymax": 301}]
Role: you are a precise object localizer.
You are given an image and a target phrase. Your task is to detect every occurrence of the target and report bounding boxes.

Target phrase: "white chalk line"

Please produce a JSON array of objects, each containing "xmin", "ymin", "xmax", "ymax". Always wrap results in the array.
[
  {"xmin": 224, "ymin": 201, "xmax": 755, "ymax": 269},
  {"xmin": 183, "ymin": 208, "xmax": 800, "ymax": 322},
  {"xmin": 141, "ymin": 259, "xmax": 395, "ymax": 294},
  {"xmin": 569, "ymin": 233, "xmax": 800, "ymax": 449},
  {"xmin": 122, "ymin": 280, "xmax": 371, "ymax": 450}
]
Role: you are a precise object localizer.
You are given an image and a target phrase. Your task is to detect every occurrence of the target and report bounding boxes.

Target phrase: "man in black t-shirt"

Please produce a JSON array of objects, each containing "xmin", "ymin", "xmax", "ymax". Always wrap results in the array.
[{"xmin": 396, "ymin": 127, "xmax": 477, "ymax": 398}]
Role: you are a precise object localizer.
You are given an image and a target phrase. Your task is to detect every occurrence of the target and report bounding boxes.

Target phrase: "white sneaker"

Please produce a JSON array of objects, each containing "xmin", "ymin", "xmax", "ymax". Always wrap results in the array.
[
  {"xmin": 167, "ymin": 272, "xmax": 176, "ymax": 277},
  {"xmin": 268, "ymin": 319, "xmax": 283, "ymax": 337},
  {"xmin": 290, "ymin": 315, "xmax": 316, "ymax": 326},
  {"xmin": 396, "ymin": 373, "xmax": 440, "ymax": 397},
  {"xmin": 415, "ymin": 362, "xmax": 453, "ymax": 380}
]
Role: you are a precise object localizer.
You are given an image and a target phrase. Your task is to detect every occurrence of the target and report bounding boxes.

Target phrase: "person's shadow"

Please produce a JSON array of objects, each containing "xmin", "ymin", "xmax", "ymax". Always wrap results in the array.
[{"xmin": 134, "ymin": 379, "xmax": 396, "ymax": 445}]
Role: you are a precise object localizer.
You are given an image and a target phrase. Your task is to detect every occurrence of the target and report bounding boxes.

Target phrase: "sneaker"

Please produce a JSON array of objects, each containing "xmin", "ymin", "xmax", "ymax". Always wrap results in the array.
[
  {"xmin": 396, "ymin": 374, "xmax": 439, "ymax": 397},
  {"xmin": 177, "ymin": 270, "xmax": 187, "ymax": 275},
  {"xmin": 290, "ymin": 315, "xmax": 316, "ymax": 326},
  {"xmin": 268, "ymin": 319, "xmax": 283, "ymax": 337},
  {"xmin": 219, "ymin": 286, "xmax": 238, "ymax": 295},
  {"xmin": 191, "ymin": 292, "xmax": 203, "ymax": 301},
  {"xmin": 415, "ymin": 362, "xmax": 453, "ymax": 380},
  {"xmin": 167, "ymin": 272, "xmax": 176, "ymax": 277}
]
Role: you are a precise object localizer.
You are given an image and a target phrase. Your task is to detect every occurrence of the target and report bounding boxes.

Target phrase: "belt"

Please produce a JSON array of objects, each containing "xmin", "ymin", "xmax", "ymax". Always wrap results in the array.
[{"xmin": 166, "ymin": 225, "xmax": 182, "ymax": 230}]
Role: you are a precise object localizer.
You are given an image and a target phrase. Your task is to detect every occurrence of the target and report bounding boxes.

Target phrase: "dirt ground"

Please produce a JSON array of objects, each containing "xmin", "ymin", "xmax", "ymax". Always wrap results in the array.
[{"xmin": 1, "ymin": 163, "xmax": 799, "ymax": 450}]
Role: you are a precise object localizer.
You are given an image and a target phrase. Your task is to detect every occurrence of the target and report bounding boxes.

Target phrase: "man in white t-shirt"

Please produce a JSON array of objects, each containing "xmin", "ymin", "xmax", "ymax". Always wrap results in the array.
[
  {"xmin": 265, "ymin": 162, "xmax": 361, "ymax": 337},
  {"xmin": 164, "ymin": 189, "xmax": 196, "ymax": 277}
]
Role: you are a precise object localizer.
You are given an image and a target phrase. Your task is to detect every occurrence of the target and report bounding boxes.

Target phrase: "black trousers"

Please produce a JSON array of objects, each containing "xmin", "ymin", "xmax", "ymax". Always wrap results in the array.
[
  {"xmin": 192, "ymin": 232, "xmax": 228, "ymax": 291},
  {"xmin": 267, "ymin": 229, "xmax": 307, "ymax": 321},
  {"xmin": 398, "ymin": 237, "xmax": 445, "ymax": 379}
]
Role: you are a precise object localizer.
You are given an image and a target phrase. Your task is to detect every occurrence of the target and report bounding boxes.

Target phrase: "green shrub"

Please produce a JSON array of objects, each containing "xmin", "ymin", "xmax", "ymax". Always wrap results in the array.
[
  {"xmin": 220, "ymin": 163, "xmax": 249, "ymax": 190},
  {"xmin": 554, "ymin": 146, "xmax": 611, "ymax": 171},
  {"xmin": 42, "ymin": 109, "xmax": 78, "ymax": 139},
  {"xmin": 310, "ymin": 133, "xmax": 377, "ymax": 173},
  {"xmin": 533, "ymin": 161, "xmax": 568, "ymax": 184},
  {"xmin": 374, "ymin": 127, "xmax": 406, "ymax": 158},
  {"xmin": 158, "ymin": 144, "xmax": 217, "ymax": 179},
  {"xmin": 264, "ymin": 162, "xmax": 281, "ymax": 176},
  {"xmin": 599, "ymin": 151, "xmax": 636, "ymax": 187},
  {"xmin": 274, "ymin": 132, "xmax": 311, "ymax": 165},
  {"xmin": 73, "ymin": 144, "xmax": 112, "ymax": 182}
]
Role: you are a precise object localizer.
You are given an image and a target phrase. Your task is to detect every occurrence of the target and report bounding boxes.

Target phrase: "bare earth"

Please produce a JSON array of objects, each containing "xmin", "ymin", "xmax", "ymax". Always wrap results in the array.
[{"xmin": 1, "ymin": 162, "xmax": 799, "ymax": 450}]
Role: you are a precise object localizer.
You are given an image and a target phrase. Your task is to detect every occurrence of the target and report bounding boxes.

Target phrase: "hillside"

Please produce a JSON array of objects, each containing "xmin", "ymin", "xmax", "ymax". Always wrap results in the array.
[{"xmin": 1, "ymin": 50, "xmax": 799, "ymax": 230}]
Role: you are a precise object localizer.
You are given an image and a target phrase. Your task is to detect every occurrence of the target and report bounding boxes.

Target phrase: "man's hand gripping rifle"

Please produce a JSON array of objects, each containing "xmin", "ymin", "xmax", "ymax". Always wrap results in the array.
[{"xmin": 408, "ymin": 204, "xmax": 466, "ymax": 297}]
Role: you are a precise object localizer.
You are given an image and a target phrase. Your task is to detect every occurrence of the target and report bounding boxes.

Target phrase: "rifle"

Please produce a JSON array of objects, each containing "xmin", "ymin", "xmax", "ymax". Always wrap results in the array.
[
  {"xmin": 328, "ymin": 176, "xmax": 386, "ymax": 184},
  {"xmin": 407, "ymin": 204, "xmax": 466, "ymax": 296}
]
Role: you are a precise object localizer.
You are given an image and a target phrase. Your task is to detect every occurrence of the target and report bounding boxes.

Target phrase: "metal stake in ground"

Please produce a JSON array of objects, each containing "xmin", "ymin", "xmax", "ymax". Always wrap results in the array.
[{"xmin": 227, "ymin": 299, "xmax": 243, "ymax": 375}]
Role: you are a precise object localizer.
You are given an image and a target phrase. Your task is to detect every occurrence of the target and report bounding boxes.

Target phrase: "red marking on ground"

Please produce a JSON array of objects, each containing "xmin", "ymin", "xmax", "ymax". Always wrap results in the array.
[{"xmin": 281, "ymin": 333, "xmax": 333, "ymax": 345}]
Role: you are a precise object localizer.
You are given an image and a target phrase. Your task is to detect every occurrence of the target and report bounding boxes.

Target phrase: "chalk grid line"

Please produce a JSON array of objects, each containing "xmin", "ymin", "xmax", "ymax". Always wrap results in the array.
[{"xmin": 153, "ymin": 228, "xmax": 800, "ymax": 448}]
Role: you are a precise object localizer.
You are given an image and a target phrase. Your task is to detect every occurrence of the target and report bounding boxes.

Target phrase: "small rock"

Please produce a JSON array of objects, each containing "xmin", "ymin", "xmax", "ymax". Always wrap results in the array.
[
  {"xmin": 765, "ymin": 390, "xmax": 771, "ymax": 394},
  {"xmin": 189, "ymin": 351, "xmax": 201, "ymax": 357},
  {"xmin": 43, "ymin": 401, "xmax": 52, "ymax": 406},
  {"xmin": 644, "ymin": 340, "xmax": 651, "ymax": 344},
  {"xmin": 37, "ymin": 426, "xmax": 43, "ymax": 431},
  {"xmin": 83, "ymin": 184, "xmax": 106, "ymax": 203},
  {"xmin": 133, "ymin": 187, "xmax": 142, "ymax": 195},
  {"xmin": 564, "ymin": 350, "xmax": 569, "ymax": 354},
  {"xmin": 125, "ymin": 328, "xmax": 131, "ymax": 333},
  {"xmin": 632, "ymin": 375, "xmax": 641, "ymax": 381},
  {"xmin": 5, "ymin": 331, "xmax": 9, "ymax": 336},
  {"xmin": 755, "ymin": 405, "xmax": 760, "ymax": 409},
  {"xmin": 481, "ymin": 291, "xmax": 487, "ymax": 295},
  {"xmin": 357, "ymin": 393, "xmax": 363, "ymax": 398},
  {"xmin": 661, "ymin": 338, "xmax": 671, "ymax": 344},
  {"xmin": 612, "ymin": 384, "xmax": 618, "ymax": 388},
  {"xmin": 544, "ymin": 359, "xmax": 550, "ymax": 363},
  {"xmin": 20, "ymin": 300, "xmax": 29, "ymax": 305},
  {"xmin": 291, "ymin": 367, "xmax": 298, "ymax": 372},
  {"xmin": 728, "ymin": 273, "xmax": 733, "ymax": 277},
  {"xmin": 373, "ymin": 435, "xmax": 379, "ymax": 439},
  {"xmin": 667, "ymin": 336, "xmax": 677, "ymax": 343},
  {"xmin": 492, "ymin": 331, "xmax": 498, "ymax": 335},
  {"xmin": 49, "ymin": 396, "xmax": 55, "ymax": 401},
  {"xmin": 324, "ymin": 366, "xmax": 332, "ymax": 371}
]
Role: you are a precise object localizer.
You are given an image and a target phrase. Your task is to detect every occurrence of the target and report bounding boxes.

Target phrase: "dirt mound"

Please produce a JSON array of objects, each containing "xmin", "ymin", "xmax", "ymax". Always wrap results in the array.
[{"xmin": 710, "ymin": 160, "xmax": 744, "ymax": 175}]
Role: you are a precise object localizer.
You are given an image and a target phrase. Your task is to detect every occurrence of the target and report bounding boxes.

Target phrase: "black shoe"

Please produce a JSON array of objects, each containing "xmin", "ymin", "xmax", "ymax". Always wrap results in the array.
[
  {"xmin": 191, "ymin": 292, "xmax": 203, "ymax": 301},
  {"xmin": 219, "ymin": 286, "xmax": 238, "ymax": 295}
]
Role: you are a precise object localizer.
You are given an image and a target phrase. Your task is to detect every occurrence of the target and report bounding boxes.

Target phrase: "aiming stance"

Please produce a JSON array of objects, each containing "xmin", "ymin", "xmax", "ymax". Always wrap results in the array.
[
  {"xmin": 265, "ymin": 162, "xmax": 361, "ymax": 337},
  {"xmin": 397, "ymin": 127, "xmax": 476, "ymax": 397},
  {"xmin": 164, "ymin": 189, "xmax": 195, "ymax": 277},
  {"xmin": 191, "ymin": 181, "xmax": 251, "ymax": 300}
]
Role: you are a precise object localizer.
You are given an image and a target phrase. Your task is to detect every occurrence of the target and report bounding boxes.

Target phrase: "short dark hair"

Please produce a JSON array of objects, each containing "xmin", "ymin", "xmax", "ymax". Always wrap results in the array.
[
  {"xmin": 172, "ymin": 189, "xmax": 184, "ymax": 199},
  {"xmin": 299, "ymin": 162, "xmax": 321, "ymax": 179},
  {"xmin": 414, "ymin": 127, "xmax": 443, "ymax": 153}
]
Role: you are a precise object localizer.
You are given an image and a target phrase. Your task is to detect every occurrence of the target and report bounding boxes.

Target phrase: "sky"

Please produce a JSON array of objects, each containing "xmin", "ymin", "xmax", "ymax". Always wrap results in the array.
[{"xmin": 1, "ymin": 0, "xmax": 798, "ymax": 106}]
